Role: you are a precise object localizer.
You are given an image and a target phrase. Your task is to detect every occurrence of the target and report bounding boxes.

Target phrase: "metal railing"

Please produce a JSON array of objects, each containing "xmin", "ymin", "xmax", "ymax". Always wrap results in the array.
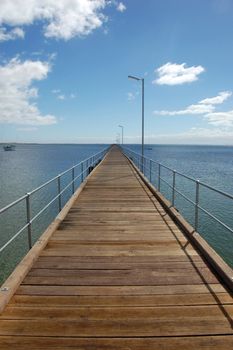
[
  {"xmin": 0, "ymin": 147, "xmax": 109, "ymax": 254},
  {"xmin": 122, "ymin": 146, "xmax": 233, "ymax": 238}
]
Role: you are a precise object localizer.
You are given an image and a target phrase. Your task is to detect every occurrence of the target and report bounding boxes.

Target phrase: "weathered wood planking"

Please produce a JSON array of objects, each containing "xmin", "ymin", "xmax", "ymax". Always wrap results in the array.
[{"xmin": 0, "ymin": 145, "xmax": 232, "ymax": 349}]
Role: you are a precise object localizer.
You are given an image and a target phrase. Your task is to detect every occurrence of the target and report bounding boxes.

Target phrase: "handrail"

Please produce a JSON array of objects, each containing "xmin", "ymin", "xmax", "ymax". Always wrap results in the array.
[
  {"xmin": 121, "ymin": 146, "xmax": 233, "ymax": 238},
  {"xmin": 0, "ymin": 146, "xmax": 109, "ymax": 254},
  {"xmin": 122, "ymin": 146, "xmax": 233, "ymax": 197},
  {"xmin": 0, "ymin": 195, "xmax": 28, "ymax": 215}
]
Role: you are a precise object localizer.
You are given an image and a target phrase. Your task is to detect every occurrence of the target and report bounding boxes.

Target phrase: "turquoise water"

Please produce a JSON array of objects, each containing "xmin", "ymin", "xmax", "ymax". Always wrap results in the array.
[{"xmin": 0, "ymin": 144, "xmax": 233, "ymax": 284}]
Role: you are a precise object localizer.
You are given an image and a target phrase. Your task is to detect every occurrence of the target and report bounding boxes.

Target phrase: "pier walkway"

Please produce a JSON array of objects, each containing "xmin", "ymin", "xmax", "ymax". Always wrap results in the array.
[{"xmin": 0, "ymin": 146, "xmax": 232, "ymax": 349}]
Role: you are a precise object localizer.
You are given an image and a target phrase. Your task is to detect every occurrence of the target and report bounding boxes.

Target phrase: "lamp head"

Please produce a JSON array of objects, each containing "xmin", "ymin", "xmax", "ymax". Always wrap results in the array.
[{"xmin": 128, "ymin": 75, "xmax": 141, "ymax": 81}]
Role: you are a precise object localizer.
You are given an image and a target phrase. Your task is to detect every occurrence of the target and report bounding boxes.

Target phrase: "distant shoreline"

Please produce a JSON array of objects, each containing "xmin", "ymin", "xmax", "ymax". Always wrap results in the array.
[{"xmin": 1, "ymin": 143, "xmax": 233, "ymax": 147}]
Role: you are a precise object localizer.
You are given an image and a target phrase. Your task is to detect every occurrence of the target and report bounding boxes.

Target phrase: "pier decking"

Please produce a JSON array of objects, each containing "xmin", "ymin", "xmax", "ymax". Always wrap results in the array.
[{"xmin": 0, "ymin": 146, "xmax": 232, "ymax": 349}]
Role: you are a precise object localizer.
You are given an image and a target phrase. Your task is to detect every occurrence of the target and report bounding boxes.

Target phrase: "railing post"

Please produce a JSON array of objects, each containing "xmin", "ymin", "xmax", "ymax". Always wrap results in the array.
[
  {"xmin": 58, "ymin": 175, "xmax": 62, "ymax": 212},
  {"xmin": 172, "ymin": 170, "xmax": 176, "ymax": 207},
  {"xmin": 81, "ymin": 162, "xmax": 84, "ymax": 182},
  {"xmin": 72, "ymin": 167, "xmax": 75, "ymax": 194},
  {"xmin": 195, "ymin": 180, "xmax": 200, "ymax": 231},
  {"xmin": 150, "ymin": 159, "xmax": 152, "ymax": 183},
  {"xmin": 158, "ymin": 164, "xmax": 161, "ymax": 191},
  {"xmin": 26, "ymin": 193, "xmax": 32, "ymax": 250}
]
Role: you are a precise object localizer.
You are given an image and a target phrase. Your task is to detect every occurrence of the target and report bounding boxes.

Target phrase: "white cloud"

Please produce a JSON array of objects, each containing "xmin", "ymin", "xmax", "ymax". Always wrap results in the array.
[
  {"xmin": 149, "ymin": 128, "xmax": 233, "ymax": 144},
  {"xmin": 0, "ymin": 27, "xmax": 24, "ymax": 41},
  {"xmin": 127, "ymin": 90, "xmax": 140, "ymax": 101},
  {"xmin": 117, "ymin": 2, "xmax": 126, "ymax": 12},
  {"xmin": 204, "ymin": 110, "xmax": 233, "ymax": 127},
  {"xmin": 154, "ymin": 62, "xmax": 205, "ymax": 85},
  {"xmin": 123, "ymin": 127, "xmax": 233, "ymax": 144},
  {"xmin": 155, "ymin": 90, "xmax": 233, "ymax": 128},
  {"xmin": 156, "ymin": 104, "xmax": 215, "ymax": 116},
  {"xmin": 52, "ymin": 90, "xmax": 76, "ymax": 100},
  {"xmin": 199, "ymin": 91, "xmax": 232, "ymax": 105},
  {"xmin": 170, "ymin": 127, "xmax": 233, "ymax": 140},
  {"xmin": 127, "ymin": 127, "xmax": 233, "ymax": 145},
  {"xmin": 0, "ymin": 0, "xmax": 125, "ymax": 41},
  {"xmin": 0, "ymin": 57, "xmax": 57, "ymax": 126},
  {"xmin": 51, "ymin": 89, "xmax": 61, "ymax": 94},
  {"xmin": 127, "ymin": 92, "xmax": 135, "ymax": 101},
  {"xmin": 154, "ymin": 91, "xmax": 232, "ymax": 127},
  {"xmin": 57, "ymin": 94, "xmax": 66, "ymax": 100}
]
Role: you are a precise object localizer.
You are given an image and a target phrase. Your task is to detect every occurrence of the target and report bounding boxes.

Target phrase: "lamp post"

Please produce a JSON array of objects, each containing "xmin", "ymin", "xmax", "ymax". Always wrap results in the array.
[
  {"xmin": 128, "ymin": 75, "xmax": 144, "ymax": 171},
  {"xmin": 118, "ymin": 125, "xmax": 124, "ymax": 145}
]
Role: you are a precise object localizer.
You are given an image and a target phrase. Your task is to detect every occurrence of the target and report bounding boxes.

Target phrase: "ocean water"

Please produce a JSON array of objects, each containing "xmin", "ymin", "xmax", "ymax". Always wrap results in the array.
[
  {"xmin": 0, "ymin": 144, "xmax": 233, "ymax": 284},
  {"xmin": 0, "ymin": 144, "xmax": 108, "ymax": 283},
  {"xmin": 129, "ymin": 144, "xmax": 233, "ymax": 268}
]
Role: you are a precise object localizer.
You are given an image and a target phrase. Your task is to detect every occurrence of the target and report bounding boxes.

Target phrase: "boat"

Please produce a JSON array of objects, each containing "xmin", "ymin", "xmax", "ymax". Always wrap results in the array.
[{"xmin": 3, "ymin": 145, "xmax": 16, "ymax": 151}]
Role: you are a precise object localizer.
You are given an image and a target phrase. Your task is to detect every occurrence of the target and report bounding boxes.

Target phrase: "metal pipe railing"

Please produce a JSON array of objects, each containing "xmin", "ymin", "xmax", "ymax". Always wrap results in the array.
[
  {"xmin": 0, "ymin": 146, "xmax": 109, "ymax": 255},
  {"xmin": 0, "ymin": 195, "xmax": 27, "ymax": 215},
  {"xmin": 122, "ymin": 145, "xmax": 233, "ymax": 237}
]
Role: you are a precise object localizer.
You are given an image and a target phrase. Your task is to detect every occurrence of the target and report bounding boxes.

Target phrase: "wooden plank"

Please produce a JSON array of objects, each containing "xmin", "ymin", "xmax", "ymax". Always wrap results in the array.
[
  {"xmin": 23, "ymin": 267, "xmax": 218, "ymax": 286},
  {"xmin": 33, "ymin": 257, "xmax": 207, "ymax": 269},
  {"xmin": 41, "ymin": 243, "xmax": 198, "ymax": 257},
  {"xmin": 22, "ymin": 277, "xmax": 218, "ymax": 287},
  {"xmin": 16, "ymin": 284, "xmax": 227, "ymax": 296},
  {"xmin": 0, "ymin": 318, "xmax": 232, "ymax": 337},
  {"xmin": 11, "ymin": 293, "xmax": 233, "ymax": 307},
  {"xmin": 1, "ymin": 336, "xmax": 233, "ymax": 350},
  {"xmin": 1, "ymin": 305, "xmax": 233, "ymax": 320},
  {"xmin": 50, "ymin": 233, "xmax": 184, "ymax": 242},
  {"xmin": 33, "ymin": 255, "xmax": 205, "ymax": 264}
]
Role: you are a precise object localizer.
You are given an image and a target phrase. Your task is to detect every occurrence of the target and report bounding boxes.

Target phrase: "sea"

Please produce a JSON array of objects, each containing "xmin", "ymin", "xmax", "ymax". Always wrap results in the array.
[{"xmin": 0, "ymin": 143, "xmax": 233, "ymax": 284}]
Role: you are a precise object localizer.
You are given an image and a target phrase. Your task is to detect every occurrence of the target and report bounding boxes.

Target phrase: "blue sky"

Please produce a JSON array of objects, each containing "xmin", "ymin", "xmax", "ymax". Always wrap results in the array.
[{"xmin": 1, "ymin": 0, "xmax": 233, "ymax": 144}]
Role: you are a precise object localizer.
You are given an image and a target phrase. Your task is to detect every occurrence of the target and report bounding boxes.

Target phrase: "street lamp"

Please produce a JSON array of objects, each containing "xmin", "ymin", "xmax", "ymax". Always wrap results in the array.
[
  {"xmin": 128, "ymin": 75, "xmax": 144, "ymax": 171},
  {"xmin": 118, "ymin": 125, "xmax": 124, "ymax": 145}
]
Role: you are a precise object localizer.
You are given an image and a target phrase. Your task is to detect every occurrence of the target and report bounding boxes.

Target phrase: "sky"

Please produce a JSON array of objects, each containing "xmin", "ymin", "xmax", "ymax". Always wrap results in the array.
[{"xmin": 1, "ymin": 0, "xmax": 233, "ymax": 144}]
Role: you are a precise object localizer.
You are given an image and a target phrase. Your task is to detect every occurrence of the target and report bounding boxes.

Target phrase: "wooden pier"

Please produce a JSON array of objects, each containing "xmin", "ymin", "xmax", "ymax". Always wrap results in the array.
[{"xmin": 0, "ymin": 146, "xmax": 232, "ymax": 349}]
